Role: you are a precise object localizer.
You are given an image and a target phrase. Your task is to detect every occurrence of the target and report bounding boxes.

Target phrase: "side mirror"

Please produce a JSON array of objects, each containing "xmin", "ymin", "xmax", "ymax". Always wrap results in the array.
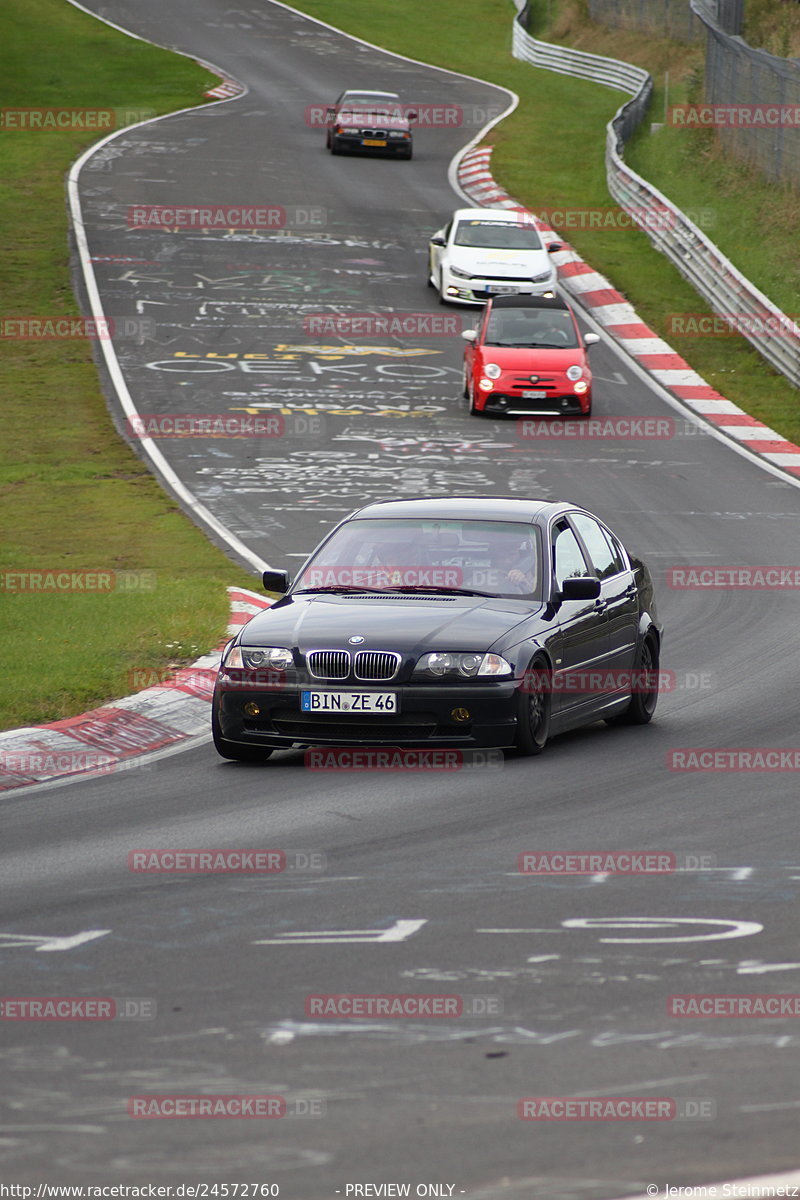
[
  {"xmin": 461, "ymin": 329, "xmax": 477, "ymax": 342},
  {"xmin": 430, "ymin": 234, "xmax": 446, "ymax": 247},
  {"xmin": 559, "ymin": 576, "xmax": 601, "ymax": 601},
  {"xmin": 406, "ymin": 109, "xmax": 418, "ymax": 123},
  {"xmin": 583, "ymin": 332, "xmax": 600, "ymax": 346},
  {"xmin": 262, "ymin": 569, "xmax": 290, "ymax": 594},
  {"xmin": 326, "ymin": 106, "xmax": 336, "ymax": 118},
  {"xmin": 547, "ymin": 241, "xmax": 563, "ymax": 253}
]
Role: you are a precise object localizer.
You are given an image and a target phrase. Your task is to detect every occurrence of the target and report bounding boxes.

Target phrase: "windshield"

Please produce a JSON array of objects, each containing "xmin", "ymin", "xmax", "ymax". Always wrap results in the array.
[
  {"xmin": 338, "ymin": 95, "xmax": 402, "ymax": 117},
  {"xmin": 293, "ymin": 518, "xmax": 542, "ymax": 600},
  {"xmin": 454, "ymin": 220, "xmax": 543, "ymax": 251},
  {"xmin": 485, "ymin": 306, "xmax": 579, "ymax": 348}
]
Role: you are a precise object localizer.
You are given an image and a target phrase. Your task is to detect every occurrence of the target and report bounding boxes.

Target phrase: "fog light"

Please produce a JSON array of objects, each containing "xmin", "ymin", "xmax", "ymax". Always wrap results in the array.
[
  {"xmin": 479, "ymin": 378, "xmax": 494, "ymax": 392},
  {"xmin": 574, "ymin": 380, "xmax": 589, "ymax": 394},
  {"xmin": 451, "ymin": 707, "xmax": 471, "ymax": 723},
  {"xmin": 243, "ymin": 701, "xmax": 261, "ymax": 717}
]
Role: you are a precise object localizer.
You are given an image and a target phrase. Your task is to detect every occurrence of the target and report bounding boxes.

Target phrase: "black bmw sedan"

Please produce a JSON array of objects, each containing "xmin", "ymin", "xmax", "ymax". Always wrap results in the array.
[{"xmin": 212, "ymin": 497, "xmax": 662, "ymax": 761}]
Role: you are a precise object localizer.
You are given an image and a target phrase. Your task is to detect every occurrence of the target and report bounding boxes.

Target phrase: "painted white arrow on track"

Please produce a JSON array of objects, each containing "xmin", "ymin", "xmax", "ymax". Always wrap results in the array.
[
  {"xmin": 253, "ymin": 918, "xmax": 427, "ymax": 946},
  {"xmin": 0, "ymin": 930, "xmax": 110, "ymax": 952}
]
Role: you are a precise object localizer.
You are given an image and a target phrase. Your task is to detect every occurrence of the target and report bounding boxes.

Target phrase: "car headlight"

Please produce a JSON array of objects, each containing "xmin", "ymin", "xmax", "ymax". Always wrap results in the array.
[
  {"xmin": 449, "ymin": 266, "xmax": 472, "ymax": 279},
  {"xmin": 414, "ymin": 652, "xmax": 512, "ymax": 679},
  {"xmin": 337, "ymin": 126, "xmax": 359, "ymax": 134},
  {"xmin": 224, "ymin": 645, "xmax": 294, "ymax": 671},
  {"xmin": 531, "ymin": 269, "xmax": 555, "ymax": 282},
  {"xmin": 566, "ymin": 365, "xmax": 583, "ymax": 381},
  {"xmin": 483, "ymin": 363, "xmax": 502, "ymax": 379},
  {"xmin": 389, "ymin": 131, "xmax": 409, "ymax": 138}
]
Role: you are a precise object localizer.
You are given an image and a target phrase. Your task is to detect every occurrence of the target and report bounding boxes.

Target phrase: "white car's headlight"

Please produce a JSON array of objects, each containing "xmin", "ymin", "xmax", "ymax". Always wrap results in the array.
[
  {"xmin": 414, "ymin": 652, "xmax": 512, "ymax": 679},
  {"xmin": 566, "ymin": 365, "xmax": 583, "ymax": 381},
  {"xmin": 484, "ymin": 363, "xmax": 502, "ymax": 379},
  {"xmin": 450, "ymin": 266, "xmax": 472, "ymax": 279},
  {"xmin": 531, "ymin": 269, "xmax": 555, "ymax": 283}
]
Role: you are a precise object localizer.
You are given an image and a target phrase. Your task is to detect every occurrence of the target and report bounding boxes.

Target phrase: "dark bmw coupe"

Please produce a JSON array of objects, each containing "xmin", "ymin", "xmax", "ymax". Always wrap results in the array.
[{"xmin": 212, "ymin": 497, "xmax": 662, "ymax": 761}]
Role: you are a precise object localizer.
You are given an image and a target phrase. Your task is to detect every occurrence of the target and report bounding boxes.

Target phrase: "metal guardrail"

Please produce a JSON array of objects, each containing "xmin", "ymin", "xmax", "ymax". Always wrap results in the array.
[{"xmin": 509, "ymin": 7, "xmax": 800, "ymax": 389}]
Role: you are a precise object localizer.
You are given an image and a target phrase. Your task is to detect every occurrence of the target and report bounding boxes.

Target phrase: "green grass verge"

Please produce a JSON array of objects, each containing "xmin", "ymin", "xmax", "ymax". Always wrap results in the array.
[
  {"xmin": 0, "ymin": 0, "xmax": 257, "ymax": 730},
  {"xmin": 292, "ymin": 0, "xmax": 800, "ymax": 443}
]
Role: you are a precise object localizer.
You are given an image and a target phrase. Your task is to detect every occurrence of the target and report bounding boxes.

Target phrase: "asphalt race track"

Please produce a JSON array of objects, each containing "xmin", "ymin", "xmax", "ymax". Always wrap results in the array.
[{"xmin": 3, "ymin": 0, "xmax": 800, "ymax": 1194}]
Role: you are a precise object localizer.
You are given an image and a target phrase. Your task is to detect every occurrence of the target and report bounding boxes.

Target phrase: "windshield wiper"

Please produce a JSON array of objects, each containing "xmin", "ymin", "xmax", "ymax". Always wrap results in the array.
[
  {"xmin": 292, "ymin": 585, "xmax": 374, "ymax": 594},
  {"xmin": 379, "ymin": 585, "xmax": 496, "ymax": 598}
]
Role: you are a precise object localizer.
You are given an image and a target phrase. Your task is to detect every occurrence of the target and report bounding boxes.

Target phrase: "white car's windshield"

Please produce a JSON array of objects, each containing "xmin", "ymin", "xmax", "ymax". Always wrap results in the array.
[
  {"xmin": 454, "ymin": 220, "xmax": 543, "ymax": 251},
  {"xmin": 293, "ymin": 518, "xmax": 542, "ymax": 599},
  {"xmin": 485, "ymin": 307, "xmax": 579, "ymax": 348}
]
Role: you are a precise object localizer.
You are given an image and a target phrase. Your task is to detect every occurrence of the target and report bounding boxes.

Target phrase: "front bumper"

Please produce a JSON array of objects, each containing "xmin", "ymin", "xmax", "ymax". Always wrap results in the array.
[
  {"xmin": 443, "ymin": 278, "xmax": 557, "ymax": 306},
  {"xmin": 332, "ymin": 135, "xmax": 412, "ymax": 155},
  {"xmin": 214, "ymin": 677, "xmax": 521, "ymax": 749},
  {"xmin": 479, "ymin": 391, "xmax": 590, "ymax": 417}
]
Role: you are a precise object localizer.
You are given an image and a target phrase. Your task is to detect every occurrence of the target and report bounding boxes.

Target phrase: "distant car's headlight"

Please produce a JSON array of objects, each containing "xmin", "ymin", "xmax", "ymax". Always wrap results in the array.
[
  {"xmin": 337, "ymin": 126, "xmax": 359, "ymax": 134},
  {"xmin": 450, "ymin": 266, "xmax": 472, "ymax": 279},
  {"xmin": 389, "ymin": 131, "xmax": 409, "ymax": 138},
  {"xmin": 531, "ymin": 269, "xmax": 555, "ymax": 282},
  {"xmin": 566, "ymin": 365, "xmax": 583, "ymax": 381},
  {"xmin": 224, "ymin": 646, "xmax": 294, "ymax": 671},
  {"xmin": 414, "ymin": 652, "xmax": 512, "ymax": 679}
]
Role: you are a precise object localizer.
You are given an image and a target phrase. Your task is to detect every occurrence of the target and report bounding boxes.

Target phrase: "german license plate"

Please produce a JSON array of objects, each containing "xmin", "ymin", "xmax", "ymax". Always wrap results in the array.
[
  {"xmin": 363, "ymin": 138, "xmax": 387, "ymax": 146},
  {"xmin": 522, "ymin": 389, "xmax": 547, "ymax": 399},
  {"xmin": 490, "ymin": 285, "xmax": 521, "ymax": 294},
  {"xmin": 301, "ymin": 690, "xmax": 397, "ymax": 714}
]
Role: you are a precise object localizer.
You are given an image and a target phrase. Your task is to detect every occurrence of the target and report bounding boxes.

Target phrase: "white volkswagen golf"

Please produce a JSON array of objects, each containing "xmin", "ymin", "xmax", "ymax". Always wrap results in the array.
[{"xmin": 428, "ymin": 207, "xmax": 561, "ymax": 305}]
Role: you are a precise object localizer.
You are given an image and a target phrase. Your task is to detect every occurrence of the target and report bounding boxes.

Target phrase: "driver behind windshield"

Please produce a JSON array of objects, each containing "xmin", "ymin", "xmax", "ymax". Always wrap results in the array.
[{"xmin": 485, "ymin": 307, "xmax": 578, "ymax": 348}]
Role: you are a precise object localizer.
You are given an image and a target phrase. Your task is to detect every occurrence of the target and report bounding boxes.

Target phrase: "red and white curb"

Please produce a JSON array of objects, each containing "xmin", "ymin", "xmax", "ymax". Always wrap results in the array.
[
  {"xmin": 0, "ymin": 587, "xmax": 270, "ymax": 793},
  {"xmin": 204, "ymin": 79, "xmax": 245, "ymax": 99},
  {"xmin": 457, "ymin": 145, "xmax": 800, "ymax": 479}
]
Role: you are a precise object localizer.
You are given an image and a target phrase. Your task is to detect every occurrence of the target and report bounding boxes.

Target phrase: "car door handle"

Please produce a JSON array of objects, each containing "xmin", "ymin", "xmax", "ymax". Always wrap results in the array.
[{"xmin": 594, "ymin": 599, "xmax": 607, "ymax": 612}]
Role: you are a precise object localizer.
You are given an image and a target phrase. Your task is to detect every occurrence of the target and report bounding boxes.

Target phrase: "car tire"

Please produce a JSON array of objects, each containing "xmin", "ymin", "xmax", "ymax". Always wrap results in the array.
[
  {"xmin": 606, "ymin": 634, "xmax": 659, "ymax": 726},
  {"xmin": 468, "ymin": 384, "xmax": 484, "ymax": 417},
  {"xmin": 514, "ymin": 656, "xmax": 552, "ymax": 755},
  {"xmin": 212, "ymin": 707, "xmax": 273, "ymax": 762}
]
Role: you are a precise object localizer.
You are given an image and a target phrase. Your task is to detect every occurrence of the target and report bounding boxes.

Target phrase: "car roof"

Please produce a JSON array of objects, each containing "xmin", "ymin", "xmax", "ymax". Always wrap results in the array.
[
  {"xmin": 346, "ymin": 496, "xmax": 578, "ymax": 524},
  {"xmin": 489, "ymin": 294, "xmax": 569, "ymax": 311},
  {"xmin": 450, "ymin": 208, "xmax": 538, "ymax": 223}
]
